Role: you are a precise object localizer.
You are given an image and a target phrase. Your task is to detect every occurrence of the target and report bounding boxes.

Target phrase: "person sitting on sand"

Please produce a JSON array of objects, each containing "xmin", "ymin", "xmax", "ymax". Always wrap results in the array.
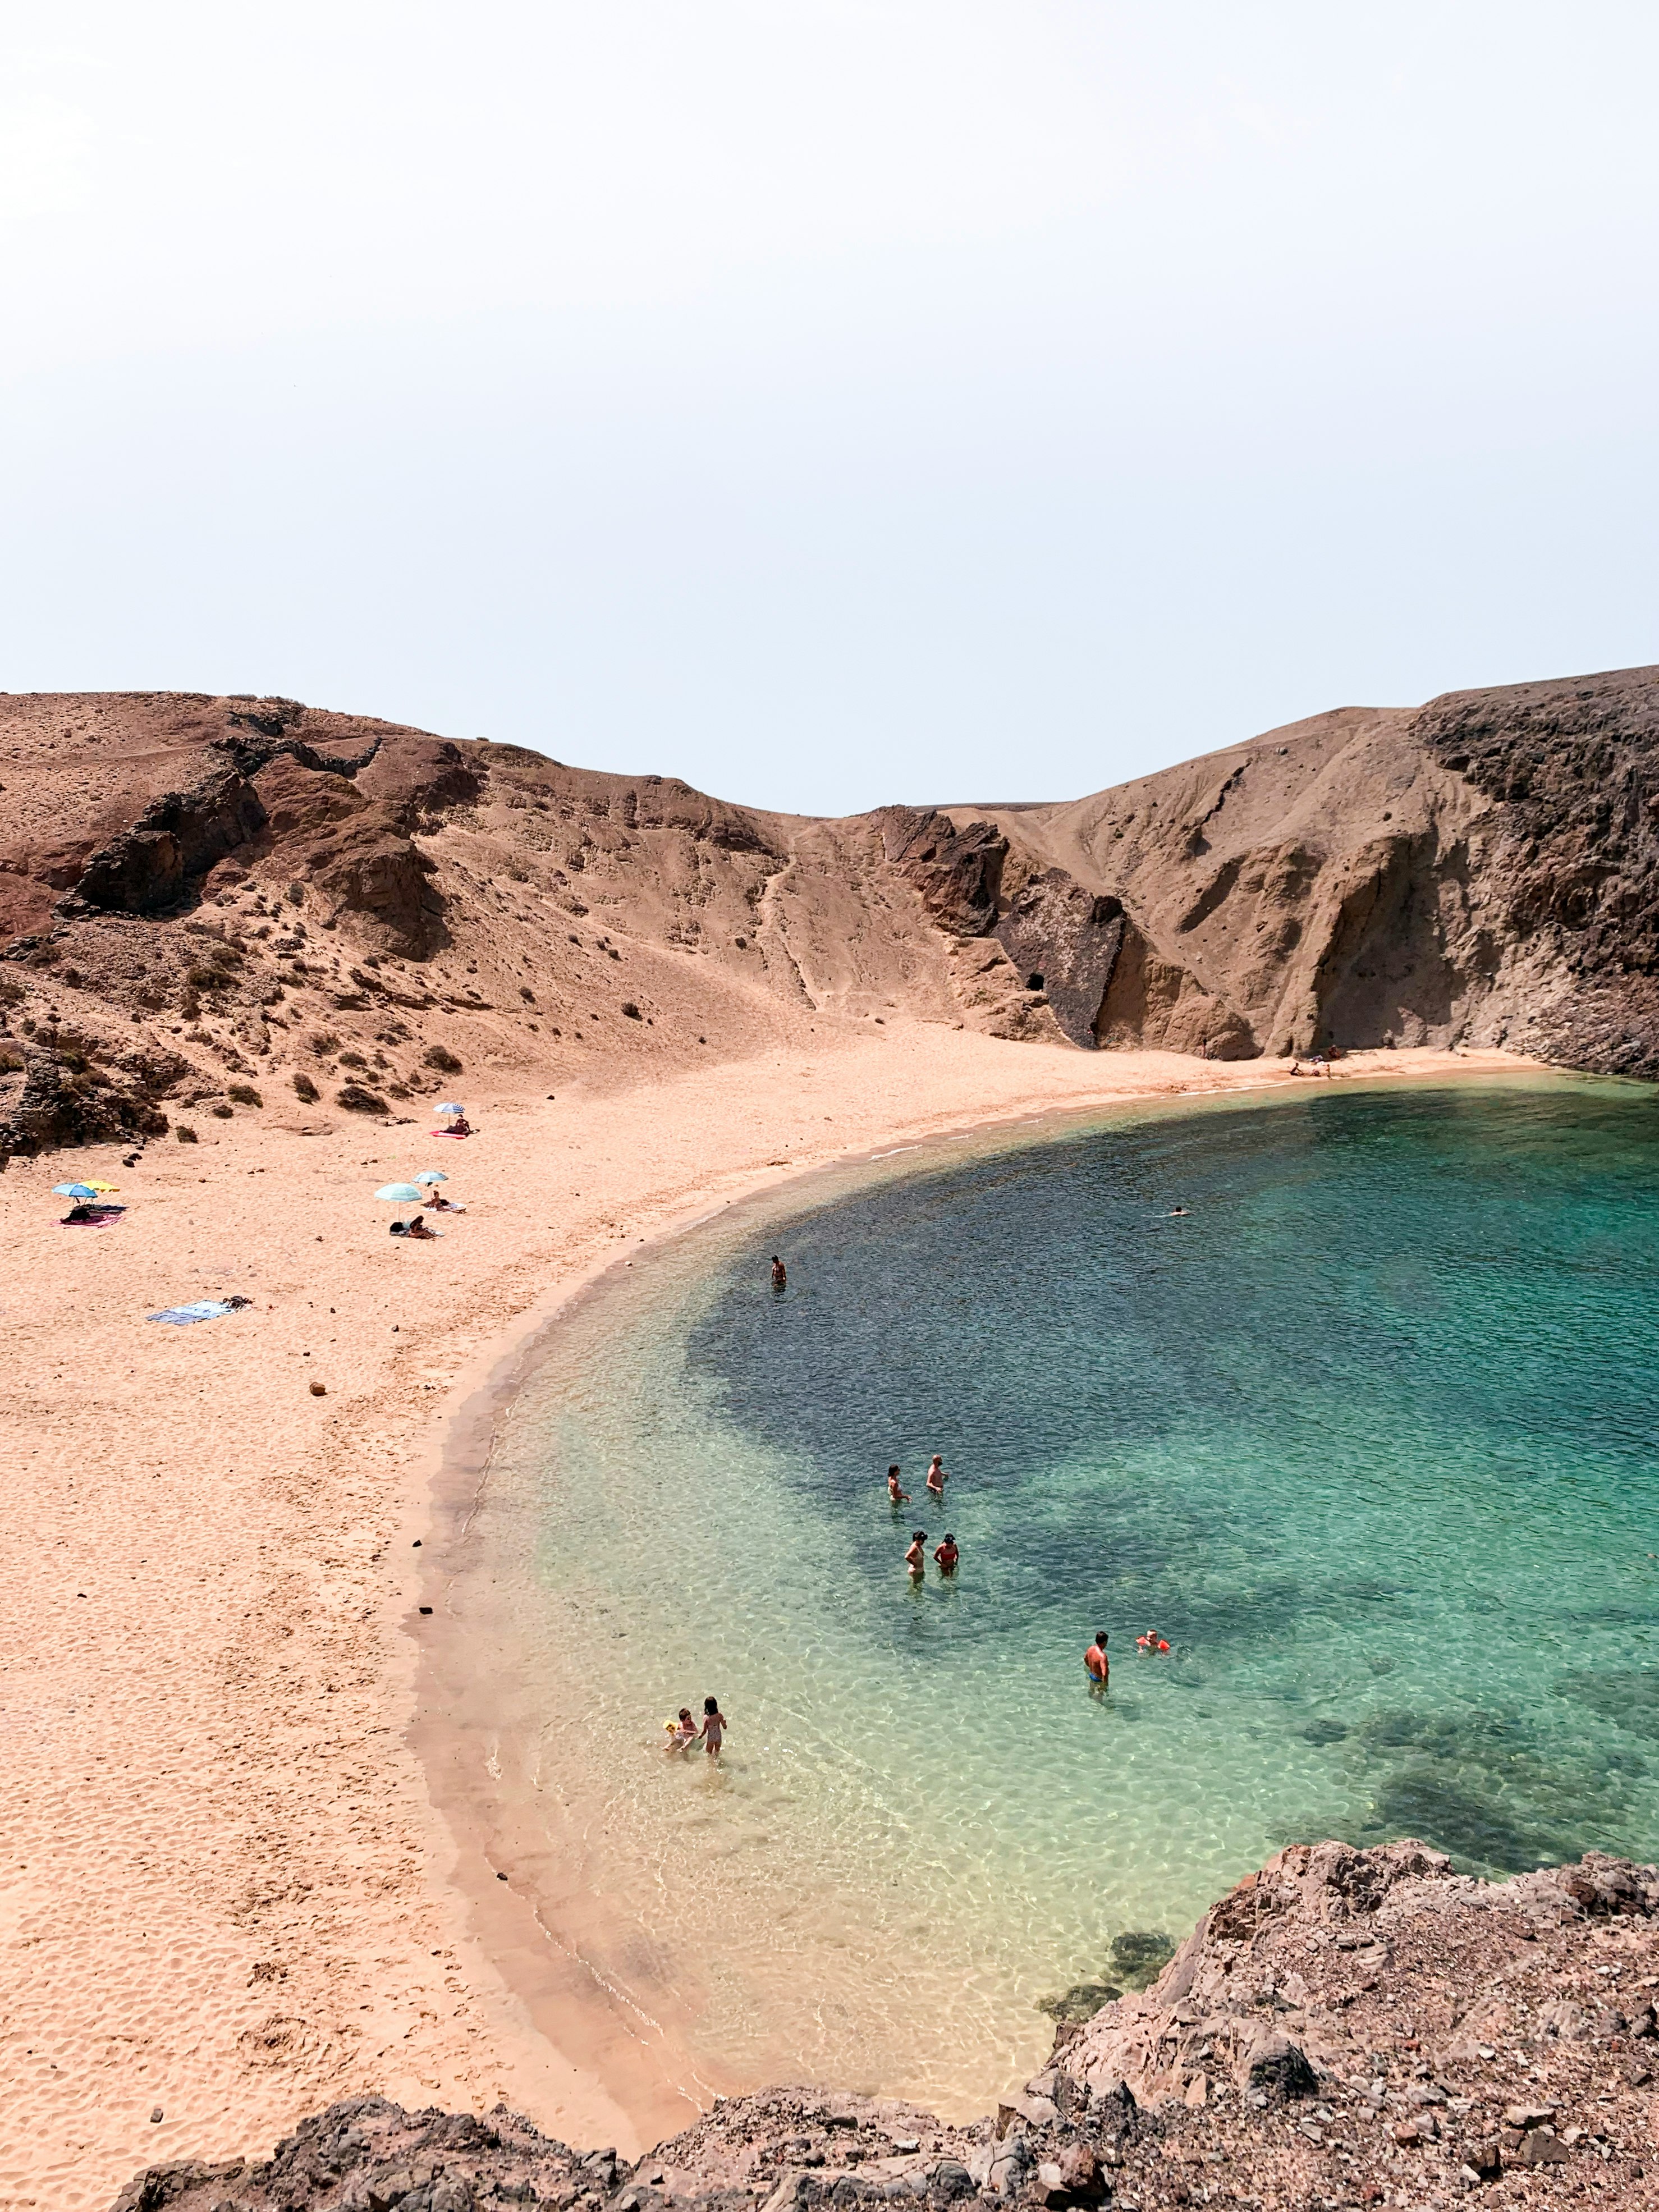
[
  {"xmin": 933, "ymin": 1533, "xmax": 959, "ymax": 1575},
  {"xmin": 771, "ymin": 1255, "xmax": 787, "ymax": 1291},
  {"xmin": 1085, "ymin": 1631, "xmax": 1109, "ymax": 1686},
  {"xmin": 925, "ymin": 1454, "xmax": 948, "ymax": 1500},
  {"xmin": 406, "ymin": 1215, "xmax": 438, "ymax": 1240},
  {"xmin": 424, "ymin": 1188, "xmax": 458, "ymax": 1211},
  {"xmin": 905, "ymin": 1529, "xmax": 927, "ymax": 1578},
  {"xmin": 698, "ymin": 1695, "xmax": 727, "ymax": 1757},
  {"xmin": 887, "ymin": 1464, "xmax": 910, "ymax": 1505},
  {"xmin": 447, "ymin": 1114, "xmax": 473, "ymax": 1136}
]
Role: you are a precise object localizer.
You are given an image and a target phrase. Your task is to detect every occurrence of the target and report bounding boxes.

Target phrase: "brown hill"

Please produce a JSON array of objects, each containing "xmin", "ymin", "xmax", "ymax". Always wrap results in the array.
[{"xmin": 2, "ymin": 664, "xmax": 1657, "ymax": 1154}]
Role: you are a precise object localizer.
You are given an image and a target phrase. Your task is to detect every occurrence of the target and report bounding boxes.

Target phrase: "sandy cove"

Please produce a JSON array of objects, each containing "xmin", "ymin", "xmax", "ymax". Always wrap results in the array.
[{"xmin": 0, "ymin": 1031, "xmax": 1533, "ymax": 2212}]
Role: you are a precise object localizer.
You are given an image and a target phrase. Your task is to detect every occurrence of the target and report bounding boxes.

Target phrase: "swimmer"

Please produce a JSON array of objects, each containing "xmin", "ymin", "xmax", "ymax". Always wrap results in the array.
[
  {"xmin": 698, "ymin": 1695, "xmax": 728, "ymax": 1757},
  {"xmin": 1084, "ymin": 1630, "xmax": 1109, "ymax": 1686},
  {"xmin": 933, "ymin": 1533, "xmax": 959, "ymax": 1574},
  {"xmin": 887, "ymin": 1464, "xmax": 910, "ymax": 1505},
  {"xmin": 1168, "ymin": 1206, "xmax": 1189, "ymax": 1217},
  {"xmin": 905, "ymin": 1529, "xmax": 927, "ymax": 1578},
  {"xmin": 925, "ymin": 1454, "xmax": 948, "ymax": 1500},
  {"xmin": 770, "ymin": 1255, "xmax": 787, "ymax": 1292}
]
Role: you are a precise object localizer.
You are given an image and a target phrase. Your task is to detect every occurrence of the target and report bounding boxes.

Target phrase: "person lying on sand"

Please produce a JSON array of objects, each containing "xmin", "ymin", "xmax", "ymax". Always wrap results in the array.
[
  {"xmin": 925, "ymin": 1455, "xmax": 948, "ymax": 1499},
  {"xmin": 698, "ymin": 1696, "xmax": 727, "ymax": 1756},
  {"xmin": 905, "ymin": 1529, "xmax": 927, "ymax": 1578},
  {"xmin": 887, "ymin": 1464, "xmax": 910, "ymax": 1504},
  {"xmin": 1085, "ymin": 1631, "xmax": 1109, "ymax": 1686},
  {"xmin": 933, "ymin": 1533, "xmax": 959, "ymax": 1574}
]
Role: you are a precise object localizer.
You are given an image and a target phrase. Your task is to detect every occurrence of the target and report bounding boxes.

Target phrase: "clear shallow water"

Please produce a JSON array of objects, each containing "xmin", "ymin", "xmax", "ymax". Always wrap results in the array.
[{"xmin": 468, "ymin": 1079, "xmax": 1659, "ymax": 2113}]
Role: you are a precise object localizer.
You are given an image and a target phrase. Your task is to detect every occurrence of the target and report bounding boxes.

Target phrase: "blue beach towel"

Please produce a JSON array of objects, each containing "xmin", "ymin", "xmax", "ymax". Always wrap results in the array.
[{"xmin": 147, "ymin": 1300, "xmax": 237, "ymax": 1325}]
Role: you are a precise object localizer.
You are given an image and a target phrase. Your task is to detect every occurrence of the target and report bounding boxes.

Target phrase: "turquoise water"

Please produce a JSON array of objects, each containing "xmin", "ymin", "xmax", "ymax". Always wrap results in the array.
[{"xmin": 468, "ymin": 1078, "xmax": 1659, "ymax": 2113}]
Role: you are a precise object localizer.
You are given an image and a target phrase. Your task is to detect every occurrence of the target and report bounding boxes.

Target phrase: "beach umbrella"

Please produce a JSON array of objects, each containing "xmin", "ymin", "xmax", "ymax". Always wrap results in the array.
[
  {"xmin": 414, "ymin": 1170, "xmax": 448, "ymax": 1185},
  {"xmin": 436, "ymin": 1102, "xmax": 464, "ymax": 1115},
  {"xmin": 375, "ymin": 1183, "xmax": 425, "ymax": 1202},
  {"xmin": 53, "ymin": 1182, "xmax": 98, "ymax": 1199}
]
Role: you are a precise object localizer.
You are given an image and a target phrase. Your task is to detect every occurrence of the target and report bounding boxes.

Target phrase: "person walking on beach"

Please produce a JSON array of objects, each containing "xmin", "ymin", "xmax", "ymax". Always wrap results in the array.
[
  {"xmin": 905, "ymin": 1529, "xmax": 927, "ymax": 1579},
  {"xmin": 1084, "ymin": 1631, "xmax": 1109, "ymax": 1687},
  {"xmin": 925, "ymin": 1454, "xmax": 948, "ymax": 1501},
  {"xmin": 933, "ymin": 1533, "xmax": 959, "ymax": 1575},
  {"xmin": 771, "ymin": 1255, "xmax": 787, "ymax": 1292},
  {"xmin": 887, "ymin": 1464, "xmax": 910, "ymax": 1505},
  {"xmin": 699, "ymin": 1695, "xmax": 728, "ymax": 1757}
]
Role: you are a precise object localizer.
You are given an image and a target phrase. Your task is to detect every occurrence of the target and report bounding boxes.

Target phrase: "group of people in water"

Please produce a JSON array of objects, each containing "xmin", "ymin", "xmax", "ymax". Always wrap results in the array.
[
  {"xmin": 663, "ymin": 1696, "xmax": 728, "ymax": 1757},
  {"xmin": 664, "ymin": 1249, "xmax": 1183, "ymax": 1760}
]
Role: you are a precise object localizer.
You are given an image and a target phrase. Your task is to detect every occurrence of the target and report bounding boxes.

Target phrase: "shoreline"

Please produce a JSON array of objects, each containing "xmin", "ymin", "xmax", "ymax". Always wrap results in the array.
[
  {"xmin": 405, "ymin": 1042, "xmax": 1559, "ymax": 2157},
  {"xmin": 0, "ymin": 1030, "xmax": 1551, "ymax": 2209}
]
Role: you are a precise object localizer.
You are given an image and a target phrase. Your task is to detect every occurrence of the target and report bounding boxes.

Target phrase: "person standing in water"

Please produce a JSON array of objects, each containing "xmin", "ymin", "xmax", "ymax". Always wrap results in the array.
[
  {"xmin": 905, "ymin": 1529, "xmax": 927, "ymax": 1578},
  {"xmin": 1085, "ymin": 1631, "xmax": 1109, "ymax": 1687},
  {"xmin": 925, "ymin": 1454, "xmax": 948, "ymax": 1501},
  {"xmin": 699, "ymin": 1695, "xmax": 728, "ymax": 1756},
  {"xmin": 770, "ymin": 1256, "xmax": 787, "ymax": 1292},
  {"xmin": 887, "ymin": 1464, "xmax": 910, "ymax": 1505},
  {"xmin": 933, "ymin": 1533, "xmax": 959, "ymax": 1575}
]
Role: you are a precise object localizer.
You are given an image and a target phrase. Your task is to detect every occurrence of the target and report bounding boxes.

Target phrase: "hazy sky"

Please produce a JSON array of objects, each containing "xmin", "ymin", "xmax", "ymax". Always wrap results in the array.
[{"xmin": 1, "ymin": 3, "xmax": 1655, "ymax": 814}]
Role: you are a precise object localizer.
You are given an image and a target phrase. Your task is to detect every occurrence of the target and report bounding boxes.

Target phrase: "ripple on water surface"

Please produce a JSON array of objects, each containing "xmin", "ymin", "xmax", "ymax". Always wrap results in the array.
[{"xmin": 467, "ymin": 1079, "xmax": 1659, "ymax": 2113}]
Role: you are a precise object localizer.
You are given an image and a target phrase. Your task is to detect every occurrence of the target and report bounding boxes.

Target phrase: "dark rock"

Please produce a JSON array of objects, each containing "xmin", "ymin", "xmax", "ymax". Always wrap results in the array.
[
  {"xmin": 992, "ymin": 872, "xmax": 1125, "ymax": 1048},
  {"xmin": 879, "ymin": 808, "xmax": 1008, "ymax": 934},
  {"xmin": 65, "ymin": 763, "xmax": 268, "ymax": 917}
]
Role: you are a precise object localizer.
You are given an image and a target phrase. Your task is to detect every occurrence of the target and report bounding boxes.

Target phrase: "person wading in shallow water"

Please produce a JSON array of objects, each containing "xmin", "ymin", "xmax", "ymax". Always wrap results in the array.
[
  {"xmin": 887, "ymin": 1464, "xmax": 910, "ymax": 1505},
  {"xmin": 771, "ymin": 1255, "xmax": 787, "ymax": 1292},
  {"xmin": 925, "ymin": 1454, "xmax": 948, "ymax": 1501},
  {"xmin": 933, "ymin": 1533, "xmax": 959, "ymax": 1575},
  {"xmin": 1085, "ymin": 1631, "xmax": 1110, "ymax": 1688},
  {"xmin": 905, "ymin": 1529, "xmax": 927, "ymax": 1579},
  {"xmin": 699, "ymin": 1695, "xmax": 728, "ymax": 1757}
]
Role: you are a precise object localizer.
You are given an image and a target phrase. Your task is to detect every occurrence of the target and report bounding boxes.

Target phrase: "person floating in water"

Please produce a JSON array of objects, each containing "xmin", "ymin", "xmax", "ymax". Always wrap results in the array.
[
  {"xmin": 925, "ymin": 1454, "xmax": 948, "ymax": 1501},
  {"xmin": 699, "ymin": 1695, "xmax": 728, "ymax": 1756},
  {"xmin": 1085, "ymin": 1630, "xmax": 1109, "ymax": 1686},
  {"xmin": 1136, "ymin": 1629, "xmax": 1171, "ymax": 1654},
  {"xmin": 887, "ymin": 1464, "xmax": 910, "ymax": 1505},
  {"xmin": 1167, "ymin": 1206, "xmax": 1189, "ymax": 1217},
  {"xmin": 770, "ymin": 1254, "xmax": 787, "ymax": 1291},
  {"xmin": 905, "ymin": 1529, "xmax": 927, "ymax": 1578},
  {"xmin": 933, "ymin": 1533, "xmax": 959, "ymax": 1575}
]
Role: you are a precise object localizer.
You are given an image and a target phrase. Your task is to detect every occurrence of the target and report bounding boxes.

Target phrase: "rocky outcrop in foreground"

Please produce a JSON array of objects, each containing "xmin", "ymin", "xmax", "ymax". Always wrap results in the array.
[{"xmin": 113, "ymin": 1844, "xmax": 1659, "ymax": 2209}]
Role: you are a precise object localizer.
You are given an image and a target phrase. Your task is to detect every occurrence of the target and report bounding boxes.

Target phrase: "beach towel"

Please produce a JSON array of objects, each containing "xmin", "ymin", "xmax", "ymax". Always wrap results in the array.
[
  {"xmin": 428, "ymin": 1129, "xmax": 470, "ymax": 1139},
  {"xmin": 147, "ymin": 1300, "xmax": 239, "ymax": 1325},
  {"xmin": 62, "ymin": 1210, "xmax": 125, "ymax": 1227}
]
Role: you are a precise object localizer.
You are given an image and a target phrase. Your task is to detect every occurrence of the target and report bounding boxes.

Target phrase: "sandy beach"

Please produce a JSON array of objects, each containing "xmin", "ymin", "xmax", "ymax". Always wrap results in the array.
[{"xmin": 0, "ymin": 1029, "xmax": 1532, "ymax": 2211}]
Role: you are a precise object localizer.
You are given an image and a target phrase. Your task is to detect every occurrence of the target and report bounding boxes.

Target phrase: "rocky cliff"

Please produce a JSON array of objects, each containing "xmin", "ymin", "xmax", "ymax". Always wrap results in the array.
[
  {"xmin": 112, "ymin": 1844, "xmax": 1659, "ymax": 2208},
  {"xmin": 4, "ymin": 663, "xmax": 1659, "ymax": 1155}
]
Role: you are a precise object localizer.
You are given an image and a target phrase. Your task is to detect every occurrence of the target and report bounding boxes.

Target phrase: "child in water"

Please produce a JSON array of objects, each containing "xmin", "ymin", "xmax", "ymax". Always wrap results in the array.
[
  {"xmin": 666, "ymin": 1707, "xmax": 698, "ymax": 1751},
  {"xmin": 905, "ymin": 1529, "xmax": 927, "ymax": 1578},
  {"xmin": 699, "ymin": 1695, "xmax": 728, "ymax": 1756}
]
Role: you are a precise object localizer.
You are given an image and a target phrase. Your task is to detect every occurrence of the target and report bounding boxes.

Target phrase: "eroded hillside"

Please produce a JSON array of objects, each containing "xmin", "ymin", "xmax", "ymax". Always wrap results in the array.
[{"xmin": 2, "ymin": 666, "xmax": 1657, "ymax": 1153}]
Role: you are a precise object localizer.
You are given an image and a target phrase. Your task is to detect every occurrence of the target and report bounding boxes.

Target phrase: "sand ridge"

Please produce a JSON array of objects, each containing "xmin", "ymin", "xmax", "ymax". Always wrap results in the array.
[{"xmin": 0, "ymin": 1029, "xmax": 1529, "ymax": 2211}]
